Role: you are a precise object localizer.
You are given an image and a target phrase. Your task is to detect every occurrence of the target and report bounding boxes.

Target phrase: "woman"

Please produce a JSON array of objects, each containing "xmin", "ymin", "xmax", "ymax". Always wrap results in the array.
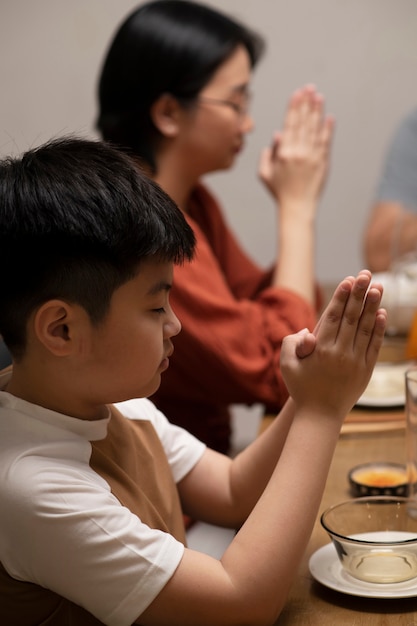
[{"xmin": 97, "ymin": 0, "xmax": 334, "ymax": 453}]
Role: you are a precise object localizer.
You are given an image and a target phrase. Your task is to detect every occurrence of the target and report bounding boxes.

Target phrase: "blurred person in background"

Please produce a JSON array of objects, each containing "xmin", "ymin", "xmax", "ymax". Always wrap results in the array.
[{"xmin": 364, "ymin": 106, "xmax": 417, "ymax": 272}]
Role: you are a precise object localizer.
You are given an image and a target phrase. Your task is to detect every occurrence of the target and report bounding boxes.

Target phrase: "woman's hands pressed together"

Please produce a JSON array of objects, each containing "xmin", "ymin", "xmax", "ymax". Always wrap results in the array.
[
  {"xmin": 264, "ymin": 84, "xmax": 335, "ymax": 304},
  {"xmin": 258, "ymin": 83, "xmax": 334, "ymax": 213}
]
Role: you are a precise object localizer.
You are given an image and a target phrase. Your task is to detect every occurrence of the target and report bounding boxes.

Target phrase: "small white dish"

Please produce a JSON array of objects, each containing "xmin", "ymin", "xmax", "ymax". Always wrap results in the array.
[
  {"xmin": 356, "ymin": 362, "xmax": 412, "ymax": 407},
  {"xmin": 309, "ymin": 543, "xmax": 417, "ymax": 598}
]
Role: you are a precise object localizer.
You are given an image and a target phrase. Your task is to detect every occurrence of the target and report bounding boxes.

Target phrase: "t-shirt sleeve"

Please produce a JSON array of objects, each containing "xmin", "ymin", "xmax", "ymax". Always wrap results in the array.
[
  {"xmin": 1, "ymin": 449, "xmax": 185, "ymax": 626},
  {"xmin": 115, "ymin": 397, "xmax": 206, "ymax": 482}
]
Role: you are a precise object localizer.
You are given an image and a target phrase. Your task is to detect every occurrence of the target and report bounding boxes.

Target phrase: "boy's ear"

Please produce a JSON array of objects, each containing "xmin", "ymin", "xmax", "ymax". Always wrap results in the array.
[
  {"xmin": 33, "ymin": 300, "xmax": 84, "ymax": 357},
  {"xmin": 150, "ymin": 93, "xmax": 182, "ymax": 137}
]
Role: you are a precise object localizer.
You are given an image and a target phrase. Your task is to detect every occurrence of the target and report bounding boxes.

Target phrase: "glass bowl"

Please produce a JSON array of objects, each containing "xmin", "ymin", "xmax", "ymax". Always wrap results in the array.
[{"xmin": 321, "ymin": 496, "xmax": 417, "ymax": 583}]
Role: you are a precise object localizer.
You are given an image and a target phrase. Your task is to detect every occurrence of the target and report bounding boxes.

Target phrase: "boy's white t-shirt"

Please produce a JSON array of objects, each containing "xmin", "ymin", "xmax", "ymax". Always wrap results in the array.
[{"xmin": 0, "ymin": 370, "xmax": 206, "ymax": 626}]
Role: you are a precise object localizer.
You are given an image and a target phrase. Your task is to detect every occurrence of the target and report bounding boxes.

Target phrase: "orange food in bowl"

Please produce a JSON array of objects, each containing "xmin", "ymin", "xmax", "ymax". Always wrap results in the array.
[
  {"xmin": 348, "ymin": 463, "xmax": 412, "ymax": 497},
  {"xmin": 353, "ymin": 467, "xmax": 407, "ymax": 487}
]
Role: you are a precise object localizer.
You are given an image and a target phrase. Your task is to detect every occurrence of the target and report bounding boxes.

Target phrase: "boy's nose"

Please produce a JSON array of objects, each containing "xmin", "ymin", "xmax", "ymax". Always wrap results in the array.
[{"xmin": 168, "ymin": 310, "xmax": 182, "ymax": 338}]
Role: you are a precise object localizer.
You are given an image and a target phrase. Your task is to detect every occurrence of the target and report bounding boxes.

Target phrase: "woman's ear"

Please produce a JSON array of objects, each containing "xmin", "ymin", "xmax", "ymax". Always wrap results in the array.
[
  {"xmin": 150, "ymin": 93, "xmax": 182, "ymax": 137},
  {"xmin": 33, "ymin": 300, "xmax": 85, "ymax": 357}
]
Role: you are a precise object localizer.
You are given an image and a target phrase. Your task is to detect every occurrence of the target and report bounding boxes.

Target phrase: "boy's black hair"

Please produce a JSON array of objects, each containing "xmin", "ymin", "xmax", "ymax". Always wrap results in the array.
[
  {"xmin": 96, "ymin": 0, "xmax": 265, "ymax": 171},
  {"xmin": 0, "ymin": 136, "xmax": 195, "ymax": 358}
]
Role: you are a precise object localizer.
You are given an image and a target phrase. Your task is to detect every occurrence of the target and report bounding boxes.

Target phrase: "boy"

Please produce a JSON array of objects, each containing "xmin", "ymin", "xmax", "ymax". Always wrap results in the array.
[{"xmin": 0, "ymin": 138, "xmax": 386, "ymax": 625}]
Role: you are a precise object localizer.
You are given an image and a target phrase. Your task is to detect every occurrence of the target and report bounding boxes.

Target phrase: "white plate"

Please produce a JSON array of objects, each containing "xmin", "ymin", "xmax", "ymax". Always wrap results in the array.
[
  {"xmin": 309, "ymin": 543, "xmax": 417, "ymax": 598},
  {"xmin": 356, "ymin": 362, "xmax": 413, "ymax": 407}
]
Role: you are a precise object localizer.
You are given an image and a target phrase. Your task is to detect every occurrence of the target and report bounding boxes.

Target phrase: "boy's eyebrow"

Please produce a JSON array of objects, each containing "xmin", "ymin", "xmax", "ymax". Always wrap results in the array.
[{"xmin": 147, "ymin": 281, "xmax": 172, "ymax": 295}]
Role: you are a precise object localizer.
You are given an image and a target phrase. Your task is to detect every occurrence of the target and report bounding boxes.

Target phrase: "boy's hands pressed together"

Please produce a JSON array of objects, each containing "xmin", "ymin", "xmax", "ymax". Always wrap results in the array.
[{"xmin": 280, "ymin": 270, "xmax": 387, "ymax": 419}]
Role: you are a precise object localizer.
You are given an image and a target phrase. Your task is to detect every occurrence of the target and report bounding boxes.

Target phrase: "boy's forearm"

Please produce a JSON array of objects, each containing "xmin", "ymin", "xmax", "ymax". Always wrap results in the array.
[
  {"xmin": 179, "ymin": 399, "xmax": 297, "ymax": 528},
  {"xmin": 220, "ymin": 408, "xmax": 342, "ymax": 616},
  {"xmin": 145, "ymin": 407, "xmax": 343, "ymax": 626}
]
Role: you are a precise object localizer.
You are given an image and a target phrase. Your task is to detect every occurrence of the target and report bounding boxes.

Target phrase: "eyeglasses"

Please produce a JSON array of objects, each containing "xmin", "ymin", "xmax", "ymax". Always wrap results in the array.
[{"xmin": 197, "ymin": 94, "xmax": 251, "ymax": 120}]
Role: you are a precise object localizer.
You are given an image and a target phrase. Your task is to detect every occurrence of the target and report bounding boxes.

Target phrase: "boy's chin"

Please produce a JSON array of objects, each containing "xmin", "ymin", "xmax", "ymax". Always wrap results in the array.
[
  {"xmin": 134, "ymin": 376, "xmax": 162, "ymax": 400},
  {"xmin": 145, "ymin": 378, "xmax": 162, "ymax": 399},
  {"xmin": 109, "ymin": 377, "xmax": 161, "ymax": 404}
]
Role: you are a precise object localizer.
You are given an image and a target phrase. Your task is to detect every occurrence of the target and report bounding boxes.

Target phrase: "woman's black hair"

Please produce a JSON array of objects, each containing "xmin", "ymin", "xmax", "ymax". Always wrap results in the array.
[{"xmin": 96, "ymin": 0, "xmax": 265, "ymax": 171}]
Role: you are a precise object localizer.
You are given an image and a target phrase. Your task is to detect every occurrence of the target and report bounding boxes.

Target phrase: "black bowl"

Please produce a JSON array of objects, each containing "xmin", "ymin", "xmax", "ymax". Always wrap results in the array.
[{"xmin": 348, "ymin": 462, "xmax": 409, "ymax": 497}]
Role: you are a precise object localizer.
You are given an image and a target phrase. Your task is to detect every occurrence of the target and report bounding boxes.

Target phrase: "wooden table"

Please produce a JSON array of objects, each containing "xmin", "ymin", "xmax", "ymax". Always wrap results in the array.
[
  {"xmin": 274, "ymin": 424, "xmax": 417, "ymax": 625},
  {"xmin": 269, "ymin": 333, "xmax": 417, "ymax": 624}
]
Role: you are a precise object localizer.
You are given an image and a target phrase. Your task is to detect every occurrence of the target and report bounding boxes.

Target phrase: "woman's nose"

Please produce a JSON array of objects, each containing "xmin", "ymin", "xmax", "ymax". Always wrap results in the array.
[{"xmin": 241, "ymin": 111, "xmax": 254, "ymax": 133}]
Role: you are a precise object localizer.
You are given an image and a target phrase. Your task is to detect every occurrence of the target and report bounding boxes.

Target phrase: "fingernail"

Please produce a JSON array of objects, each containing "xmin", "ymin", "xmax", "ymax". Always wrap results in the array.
[{"xmin": 367, "ymin": 288, "xmax": 380, "ymax": 301}]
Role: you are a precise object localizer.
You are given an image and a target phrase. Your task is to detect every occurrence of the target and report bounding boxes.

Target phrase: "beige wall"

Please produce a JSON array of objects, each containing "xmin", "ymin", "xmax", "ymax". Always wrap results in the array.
[{"xmin": 2, "ymin": 0, "xmax": 417, "ymax": 282}]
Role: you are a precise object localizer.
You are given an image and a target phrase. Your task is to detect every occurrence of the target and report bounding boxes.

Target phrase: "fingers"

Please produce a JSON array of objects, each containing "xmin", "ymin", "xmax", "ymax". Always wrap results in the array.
[
  {"xmin": 280, "ymin": 329, "xmax": 316, "ymax": 377},
  {"xmin": 297, "ymin": 87, "xmax": 322, "ymax": 145},
  {"xmin": 353, "ymin": 283, "xmax": 387, "ymax": 362},
  {"xmin": 294, "ymin": 328, "xmax": 317, "ymax": 359},
  {"xmin": 367, "ymin": 309, "xmax": 388, "ymax": 362},
  {"xmin": 319, "ymin": 115, "xmax": 335, "ymax": 155},
  {"xmin": 280, "ymin": 271, "xmax": 387, "ymax": 418},
  {"xmin": 282, "ymin": 84, "xmax": 329, "ymax": 150},
  {"xmin": 316, "ymin": 270, "xmax": 386, "ymax": 360},
  {"xmin": 258, "ymin": 146, "xmax": 272, "ymax": 181},
  {"xmin": 260, "ymin": 84, "xmax": 334, "ymax": 202},
  {"xmin": 314, "ymin": 273, "xmax": 358, "ymax": 343},
  {"xmin": 258, "ymin": 134, "xmax": 282, "ymax": 192},
  {"xmin": 335, "ymin": 272, "xmax": 381, "ymax": 349},
  {"xmin": 270, "ymin": 132, "xmax": 281, "ymax": 160}
]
